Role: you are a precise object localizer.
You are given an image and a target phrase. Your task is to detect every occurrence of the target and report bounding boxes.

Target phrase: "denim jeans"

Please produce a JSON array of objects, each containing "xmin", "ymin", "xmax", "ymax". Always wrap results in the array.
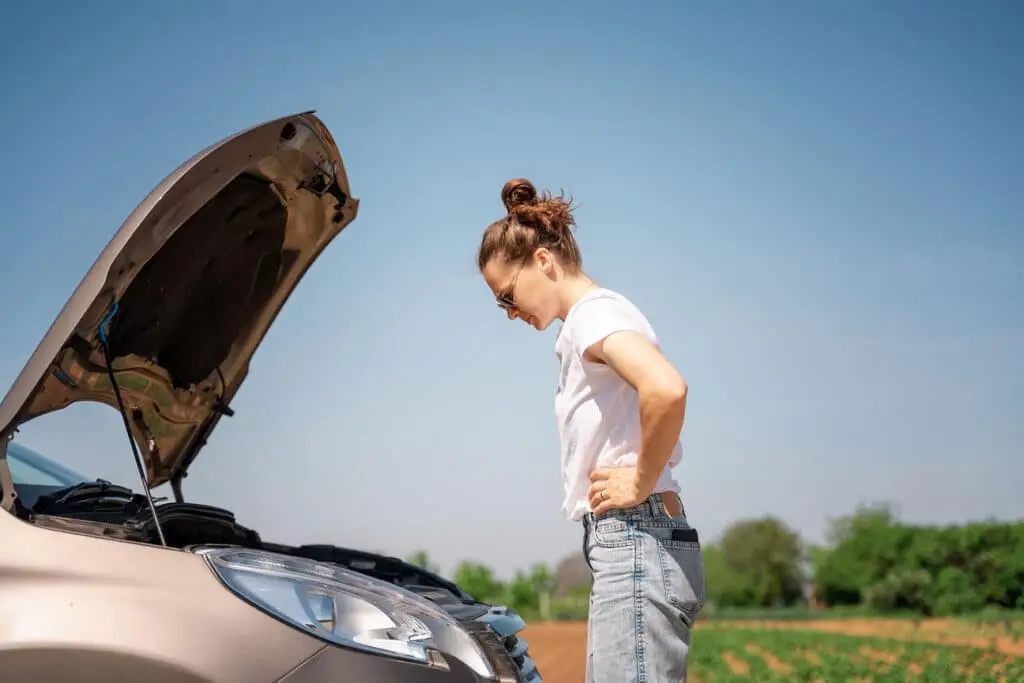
[{"xmin": 582, "ymin": 494, "xmax": 706, "ymax": 682}]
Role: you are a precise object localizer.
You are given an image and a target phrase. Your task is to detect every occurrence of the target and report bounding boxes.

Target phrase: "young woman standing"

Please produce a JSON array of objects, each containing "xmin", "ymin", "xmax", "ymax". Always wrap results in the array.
[{"xmin": 477, "ymin": 178, "xmax": 706, "ymax": 682}]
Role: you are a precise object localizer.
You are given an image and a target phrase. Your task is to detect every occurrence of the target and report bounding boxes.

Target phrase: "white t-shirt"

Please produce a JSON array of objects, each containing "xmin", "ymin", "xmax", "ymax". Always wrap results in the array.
[{"xmin": 554, "ymin": 287, "xmax": 683, "ymax": 521}]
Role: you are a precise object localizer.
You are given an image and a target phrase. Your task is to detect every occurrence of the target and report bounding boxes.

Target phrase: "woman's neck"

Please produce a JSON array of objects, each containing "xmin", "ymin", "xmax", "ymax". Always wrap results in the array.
[{"xmin": 557, "ymin": 272, "xmax": 600, "ymax": 320}]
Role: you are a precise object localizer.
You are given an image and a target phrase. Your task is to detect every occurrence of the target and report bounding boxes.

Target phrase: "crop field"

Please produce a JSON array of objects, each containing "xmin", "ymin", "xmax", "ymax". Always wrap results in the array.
[{"xmin": 524, "ymin": 619, "xmax": 1024, "ymax": 682}]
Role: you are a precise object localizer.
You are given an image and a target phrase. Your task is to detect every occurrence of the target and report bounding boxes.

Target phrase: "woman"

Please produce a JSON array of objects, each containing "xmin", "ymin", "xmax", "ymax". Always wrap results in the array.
[{"xmin": 477, "ymin": 178, "xmax": 706, "ymax": 682}]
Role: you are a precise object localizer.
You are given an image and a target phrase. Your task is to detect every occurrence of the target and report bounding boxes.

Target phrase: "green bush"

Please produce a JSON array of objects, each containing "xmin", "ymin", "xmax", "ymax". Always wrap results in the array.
[{"xmin": 813, "ymin": 504, "xmax": 1024, "ymax": 616}]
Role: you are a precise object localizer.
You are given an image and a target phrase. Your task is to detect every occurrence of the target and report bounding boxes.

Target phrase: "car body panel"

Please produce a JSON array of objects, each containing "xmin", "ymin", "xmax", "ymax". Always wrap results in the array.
[{"xmin": 0, "ymin": 509, "xmax": 327, "ymax": 683}]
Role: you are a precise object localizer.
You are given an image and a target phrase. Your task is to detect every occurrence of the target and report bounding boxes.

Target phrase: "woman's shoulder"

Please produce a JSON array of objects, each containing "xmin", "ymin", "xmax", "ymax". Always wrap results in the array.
[
  {"xmin": 564, "ymin": 287, "xmax": 658, "ymax": 343},
  {"xmin": 571, "ymin": 287, "xmax": 647, "ymax": 319}
]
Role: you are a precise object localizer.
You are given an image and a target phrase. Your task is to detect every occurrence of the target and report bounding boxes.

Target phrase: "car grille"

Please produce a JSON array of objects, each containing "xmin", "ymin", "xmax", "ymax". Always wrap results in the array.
[{"xmin": 467, "ymin": 606, "xmax": 542, "ymax": 682}]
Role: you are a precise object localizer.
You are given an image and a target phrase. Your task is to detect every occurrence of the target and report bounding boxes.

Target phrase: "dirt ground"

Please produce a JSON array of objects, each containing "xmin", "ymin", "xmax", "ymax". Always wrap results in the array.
[
  {"xmin": 523, "ymin": 622, "xmax": 588, "ymax": 683},
  {"xmin": 523, "ymin": 618, "xmax": 1024, "ymax": 683},
  {"xmin": 523, "ymin": 622, "xmax": 702, "ymax": 682}
]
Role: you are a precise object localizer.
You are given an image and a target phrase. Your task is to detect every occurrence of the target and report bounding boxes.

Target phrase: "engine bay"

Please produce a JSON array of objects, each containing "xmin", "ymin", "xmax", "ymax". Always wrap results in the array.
[{"xmin": 29, "ymin": 499, "xmax": 483, "ymax": 616}]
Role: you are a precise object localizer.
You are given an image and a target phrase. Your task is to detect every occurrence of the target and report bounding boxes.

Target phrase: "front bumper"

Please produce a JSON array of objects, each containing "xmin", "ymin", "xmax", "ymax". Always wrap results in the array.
[
  {"xmin": 278, "ymin": 645, "xmax": 493, "ymax": 682},
  {"xmin": 470, "ymin": 607, "xmax": 541, "ymax": 682},
  {"xmin": 278, "ymin": 606, "xmax": 542, "ymax": 683}
]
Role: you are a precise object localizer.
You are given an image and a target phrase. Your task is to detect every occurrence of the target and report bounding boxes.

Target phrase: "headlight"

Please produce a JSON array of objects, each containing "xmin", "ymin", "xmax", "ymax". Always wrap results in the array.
[{"xmin": 198, "ymin": 548, "xmax": 494, "ymax": 678}]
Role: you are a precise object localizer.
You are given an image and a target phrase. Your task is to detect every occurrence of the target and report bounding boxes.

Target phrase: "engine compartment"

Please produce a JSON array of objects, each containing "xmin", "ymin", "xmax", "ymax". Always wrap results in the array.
[{"xmin": 30, "ymin": 501, "xmax": 483, "ymax": 616}]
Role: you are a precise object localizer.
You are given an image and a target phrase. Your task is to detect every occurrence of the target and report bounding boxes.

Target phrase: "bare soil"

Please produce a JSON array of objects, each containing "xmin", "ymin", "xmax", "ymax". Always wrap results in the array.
[
  {"xmin": 522, "ymin": 622, "xmax": 587, "ymax": 683},
  {"xmin": 521, "ymin": 622, "xmax": 703, "ymax": 683},
  {"xmin": 746, "ymin": 642, "xmax": 793, "ymax": 674},
  {"xmin": 723, "ymin": 651, "xmax": 750, "ymax": 675}
]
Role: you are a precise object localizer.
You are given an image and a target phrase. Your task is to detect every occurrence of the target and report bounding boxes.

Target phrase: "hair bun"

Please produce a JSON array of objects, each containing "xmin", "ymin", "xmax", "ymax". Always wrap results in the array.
[{"xmin": 501, "ymin": 178, "xmax": 538, "ymax": 212}]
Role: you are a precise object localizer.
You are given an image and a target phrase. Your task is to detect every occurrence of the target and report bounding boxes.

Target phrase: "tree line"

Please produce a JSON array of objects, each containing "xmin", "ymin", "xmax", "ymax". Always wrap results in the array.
[
  {"xmin": 405, "ymin": 550, "xmax": 573, "ymax": 621},
  {"xmin": 407, "ymin": 503, "xmax": 1024, "ymax": 620}
]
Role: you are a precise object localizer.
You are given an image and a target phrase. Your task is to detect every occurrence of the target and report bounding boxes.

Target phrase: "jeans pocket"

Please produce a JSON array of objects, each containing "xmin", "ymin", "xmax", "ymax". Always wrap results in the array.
[
  {"xmin": 591, "ymin": 515, "xmax": 632, "ymax": 548},
  {"xmin": 645, "ymin": 523, "xmax": 706, "ymax": 627}
]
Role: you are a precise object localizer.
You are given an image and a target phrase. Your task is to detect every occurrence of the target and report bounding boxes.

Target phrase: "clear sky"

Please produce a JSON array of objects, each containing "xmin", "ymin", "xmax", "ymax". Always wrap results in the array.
[{"xmin": 0, "ymin": 1, "xmax": 1020, "ymax": 578}]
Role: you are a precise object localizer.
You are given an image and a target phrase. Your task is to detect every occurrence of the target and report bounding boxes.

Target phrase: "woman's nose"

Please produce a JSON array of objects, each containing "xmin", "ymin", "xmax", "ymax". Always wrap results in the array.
[{"xmin": 506, "ymin": 307, "xmax": 519, "ymax": 321}]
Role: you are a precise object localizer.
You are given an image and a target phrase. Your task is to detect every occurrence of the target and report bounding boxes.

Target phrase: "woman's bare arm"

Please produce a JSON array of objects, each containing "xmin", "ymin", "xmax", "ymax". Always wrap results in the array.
[{"xmin": 585, "ymin": 330, "xmax": 687, "ymax": 498}]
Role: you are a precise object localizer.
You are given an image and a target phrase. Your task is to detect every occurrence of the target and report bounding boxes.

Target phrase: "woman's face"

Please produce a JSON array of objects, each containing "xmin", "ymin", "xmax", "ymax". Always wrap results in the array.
[{"xmin": 482, "ymin": 251, "xmax": 561, "ymax": 331}]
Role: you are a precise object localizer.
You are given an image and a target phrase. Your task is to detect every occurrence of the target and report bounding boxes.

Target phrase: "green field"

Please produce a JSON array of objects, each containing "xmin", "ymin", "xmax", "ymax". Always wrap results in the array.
[{"xmin": 690, "ymin": 628, "xmax": 1024, "ymax": 682}]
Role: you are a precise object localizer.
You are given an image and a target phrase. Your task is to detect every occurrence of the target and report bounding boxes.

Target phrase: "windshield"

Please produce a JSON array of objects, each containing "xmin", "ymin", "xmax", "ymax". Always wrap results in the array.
[{"xmin": 5, "ymin": 441, "xmax": 90, "ymax": 508}]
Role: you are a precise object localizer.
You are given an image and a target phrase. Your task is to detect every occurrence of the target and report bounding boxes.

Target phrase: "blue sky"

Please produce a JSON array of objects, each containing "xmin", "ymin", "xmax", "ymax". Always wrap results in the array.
[{"xmin": 0, "ymin": 1, "xmax": 1020, "ymax": 578}]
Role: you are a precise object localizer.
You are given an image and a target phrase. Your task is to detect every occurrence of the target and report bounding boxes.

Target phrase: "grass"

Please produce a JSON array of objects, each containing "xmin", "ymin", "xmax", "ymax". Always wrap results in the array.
[
  {"xmin": 523, "ymin": 617, "xmax": 1024, "ymax": 683},
  {"xmin": 690, "ymin": 627, "xmax": 1024, "ymax": 682},
  {"xmin": 700, "ymin": 604, "xmax": 894, "ymax": 622},
  {"xmin": 684, "ymin": 605, "xmax": 1024, "ymax": 650},
  {"xmin": 956, "ymin": 607, "xmax": 1024, "ymax": 640}
]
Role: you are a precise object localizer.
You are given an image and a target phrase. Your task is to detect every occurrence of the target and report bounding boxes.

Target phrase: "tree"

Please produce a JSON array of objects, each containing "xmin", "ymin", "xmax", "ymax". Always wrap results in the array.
[
  {"xmin": 715, "ymin": 516, "xmax": 805, "ymax": 607},
  {"xmin": 528, "ymin": 563, "xmax": 556, "ymax": 597},
  {"xmin": 929, "ymin": 567, "xmax": 985, "ymax": 616},
  {"xmin": 406, "ymin": 550, "xmax": 441, "ymax": 575},
  {"xmin": 452, "ymin": 561, "xmax": 505, "ymax": 604},
  {"xmin": 814, "ymin": 503, "xmax": 903, "ymax": 607},
  {"xmin": 505, "ymin": 563, "xmax": 556, "ymax": 618},
  {"xmin": 813, "ymin": 503, "xmax": 1024, "ymax": 616},
  {"xmin": 699, "ymin": 545, "xmax": 732, "ymax": 606}
]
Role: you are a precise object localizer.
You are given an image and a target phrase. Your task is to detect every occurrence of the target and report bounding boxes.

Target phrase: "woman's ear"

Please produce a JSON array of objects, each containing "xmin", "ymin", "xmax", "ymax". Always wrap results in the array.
[{"xmin": 534, "ymin": 247, "xmax": 556, "ymax": 276}]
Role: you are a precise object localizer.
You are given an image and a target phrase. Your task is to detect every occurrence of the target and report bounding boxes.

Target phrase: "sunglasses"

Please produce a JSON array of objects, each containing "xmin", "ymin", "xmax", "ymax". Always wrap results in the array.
[{"xmin": 495, "ymin": 264, "xmax": 524, "ymax": 312}]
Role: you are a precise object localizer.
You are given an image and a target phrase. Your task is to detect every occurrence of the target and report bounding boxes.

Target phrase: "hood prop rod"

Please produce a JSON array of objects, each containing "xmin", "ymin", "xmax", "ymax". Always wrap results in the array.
[{"xmin": 98, "ymin": 302, "xmax": 167, "ymax": 547}]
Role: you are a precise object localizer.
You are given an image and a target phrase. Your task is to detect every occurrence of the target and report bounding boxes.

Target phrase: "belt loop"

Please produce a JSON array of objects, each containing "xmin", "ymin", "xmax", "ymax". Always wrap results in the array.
[
  {"xmin": 647, "ymin": 493, "xmax": 660, "ymax": 518},
  {"xmin": 581, "ymin": 516, "xmax": 594, "ymax": 573}
]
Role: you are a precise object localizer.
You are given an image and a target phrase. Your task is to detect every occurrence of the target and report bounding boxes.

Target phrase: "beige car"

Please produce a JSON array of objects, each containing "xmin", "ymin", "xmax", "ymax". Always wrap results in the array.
[{"xmin": 0, "ymin": 112, "xmax": 541, "ymax": 683}]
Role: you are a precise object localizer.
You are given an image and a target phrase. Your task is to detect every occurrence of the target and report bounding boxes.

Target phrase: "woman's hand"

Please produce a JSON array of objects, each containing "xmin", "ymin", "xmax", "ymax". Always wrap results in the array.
[{"xmin": 588, "ymin": 467, "xmax": 651, "ymax": 515}]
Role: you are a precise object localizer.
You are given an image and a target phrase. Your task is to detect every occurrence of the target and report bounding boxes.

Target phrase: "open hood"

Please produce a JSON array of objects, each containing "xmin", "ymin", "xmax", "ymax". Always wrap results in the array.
[{"xmin": 0, "ymin": 112, "xmax": 359, "ymax": 492}]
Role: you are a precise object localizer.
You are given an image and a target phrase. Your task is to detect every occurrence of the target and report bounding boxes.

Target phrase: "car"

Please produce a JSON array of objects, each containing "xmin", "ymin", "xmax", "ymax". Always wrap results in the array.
[{"xmin": 0, "ymin": 111, "xmax": 543, "ymax": 683}]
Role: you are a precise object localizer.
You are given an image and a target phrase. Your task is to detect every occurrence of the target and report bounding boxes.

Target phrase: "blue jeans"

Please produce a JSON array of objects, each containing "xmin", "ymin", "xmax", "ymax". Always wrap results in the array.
[{"xmin": 582, "ymin": 493, "xmax": 705, "ymax": 682}]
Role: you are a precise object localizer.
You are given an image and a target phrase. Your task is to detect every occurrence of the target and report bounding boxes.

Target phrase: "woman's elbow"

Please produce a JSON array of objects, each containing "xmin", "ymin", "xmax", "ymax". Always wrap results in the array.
[
  {"xmin": 667, "ymin": 377, "xmax": 688, "ymax": 408},
  {"xmin": 646, "ymin": 374, "xmax": 687, "ymax": 410}
]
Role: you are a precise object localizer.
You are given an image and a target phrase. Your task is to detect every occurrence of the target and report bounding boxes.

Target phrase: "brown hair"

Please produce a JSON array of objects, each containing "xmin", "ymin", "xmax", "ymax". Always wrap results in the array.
[{"xmin": 476, "ymin": 178, "xmax": 581, "ymax": 271}]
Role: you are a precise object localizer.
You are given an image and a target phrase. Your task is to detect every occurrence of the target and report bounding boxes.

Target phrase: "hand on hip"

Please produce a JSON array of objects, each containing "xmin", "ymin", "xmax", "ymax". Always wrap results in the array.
[{"xmin": 588, "ymin": 466, "xmax": 647, "ymax": 515}]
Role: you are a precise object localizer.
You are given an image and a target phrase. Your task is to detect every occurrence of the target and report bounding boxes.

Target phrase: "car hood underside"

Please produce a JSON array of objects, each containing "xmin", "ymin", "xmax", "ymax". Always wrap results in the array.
[{"xmin": 0, "ymin": 112, "xmax": 359, "ymax": 498}]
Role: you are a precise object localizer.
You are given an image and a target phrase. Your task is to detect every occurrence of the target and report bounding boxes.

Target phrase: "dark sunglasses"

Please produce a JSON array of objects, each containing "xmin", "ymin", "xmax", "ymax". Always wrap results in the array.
[{"xmin": 495, "ymin": 264, "xmax": 524, "ymax": 312}]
